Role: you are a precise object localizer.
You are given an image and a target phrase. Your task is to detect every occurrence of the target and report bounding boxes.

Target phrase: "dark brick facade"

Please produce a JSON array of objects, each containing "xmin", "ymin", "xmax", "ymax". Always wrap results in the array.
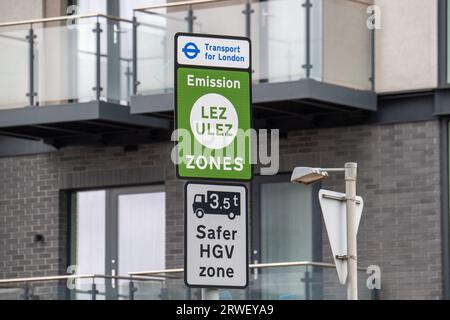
[
  {"xmin": 0, "ymin": 120, "xmax": 444, "ymax": 299},
  {"xmin": 277, "ymin": 121, "xmax": 442, "ymax": 300}
]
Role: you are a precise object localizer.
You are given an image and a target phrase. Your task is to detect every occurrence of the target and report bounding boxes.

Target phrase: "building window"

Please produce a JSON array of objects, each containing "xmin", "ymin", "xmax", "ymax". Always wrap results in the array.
[
  {"xmin": 69, "ymin": 185, "xmax": 165, "ymax": 300},
  {"xmin": 252, "ymin": 174, "xmax": 321, "ymax": 299}
]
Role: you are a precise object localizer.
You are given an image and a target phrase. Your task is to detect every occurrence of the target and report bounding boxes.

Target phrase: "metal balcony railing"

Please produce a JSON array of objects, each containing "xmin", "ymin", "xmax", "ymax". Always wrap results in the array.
[
  {"xmin": 0, "ymin": 0, "xmax": 373, "ymax": 110},
  {"xmin": 133, "ymin": 0, "xmax": 374, "ymax": 95},
  {"xmin": 0, "ymin": 261, "xmax": 379, "ymax": 300},
  {"xmin": 0, "ymin": 14, "xmax": 135, "ymax": 109},
  {"xmin": 0, "ymin": 273, "xmax": 164, "ymax": 300}
]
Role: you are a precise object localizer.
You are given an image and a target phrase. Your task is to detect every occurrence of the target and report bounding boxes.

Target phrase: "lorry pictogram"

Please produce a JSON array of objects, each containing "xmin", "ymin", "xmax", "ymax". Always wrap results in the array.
[{"xmin": 192, "ymin": 191, "xmax": 240, "ymax": 220}]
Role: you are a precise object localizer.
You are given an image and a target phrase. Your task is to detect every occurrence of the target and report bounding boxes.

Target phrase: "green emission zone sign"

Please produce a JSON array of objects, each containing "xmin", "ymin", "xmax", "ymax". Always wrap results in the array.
[{"xmin": 175, "ymin": 33, "xmax": 252, "ymax": 181}]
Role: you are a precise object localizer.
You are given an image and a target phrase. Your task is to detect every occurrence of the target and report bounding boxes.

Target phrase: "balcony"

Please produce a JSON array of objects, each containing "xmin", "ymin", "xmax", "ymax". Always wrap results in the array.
[
  {"xmin": 0, "ymin": 14, "xmax": 137, "ymax": 108},
  {"xmin": 0, "ymin": 261, "xmax": 378, "ymax": 300},
  {"xmin": 132, "ymin": 0, "xmax": 376, "ymax": 129},
  {"xmin": 0, "ymin": 0, "xmax": 376, "ymax": 148},
  {"xmin": 0, "ymin": 14, "xmax": 170, "ymax": 146}
]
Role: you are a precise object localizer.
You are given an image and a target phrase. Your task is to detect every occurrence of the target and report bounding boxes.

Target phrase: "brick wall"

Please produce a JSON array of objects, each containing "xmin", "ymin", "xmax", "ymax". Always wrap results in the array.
[
  {"xmin": 277, "ymin": 120, "xmax": 442, "ymax": 300},
  {"xmin": 0, "ymin": 120, "xmax": 444, "ymax": 299},
  {"xmin": 0, "ymin": 142, "xmax": 183, "ymax": 299}
]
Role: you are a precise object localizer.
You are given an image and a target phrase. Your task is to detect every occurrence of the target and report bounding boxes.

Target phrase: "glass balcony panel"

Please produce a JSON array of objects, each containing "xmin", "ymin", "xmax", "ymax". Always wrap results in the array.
[
  {"xmin": 310, "ymin": 0, "xmax": 323, "ymax": 81},
  {"xmin": 128, "ymin": 280, "xmax": 165, "ymax": 300},
  {"xmin": 0, "ymin": 281, "xmax": 68, "ymax": 300},
  {"xmin": 130, "ymin": 266, "xmax": 376, "ymax": 300},
  {"xmin": 0, "ymin": 1, "xmax": 373, "ymax": 109},
  {"xmin": 0, "ymin": 286, "xmax": 26, "ymax": 300},
  {"xmin": 259, "ymin": 267, "xmax": 309, "ymax": 299},
  {"xmin": 320, "ymin": 0, "xmax": 372, "ymax": 90},
  {"xmin": 251, "ymin": 0, "xmax": 306, "ymax": 83},
  {"xmin": 133, "ymin": 277, "xmax": 191, "ymax": 300},
  {"xmin": 33, "ymin": 19, "xmax": 98, "ymax": 106},
  {"xmin": 0, "ymin": 28, "xmax": 29, "ymax": 109},
  {"xmin": 136, "ymin": 9, "xmax": 188, "ymax": 95},
  {"xmin": 73, "ymin": 279, "xmax": 106, "ymax": 300},
  {"xmin": 135, "ymin": 0, "xmax": 372, "ymax": 93},
  {"xmin": 13, "ymin": 17, "xmax": 135, "ymax": 108},
  {"xmin": 100, "ymin": 19, "xmax": 134, "ymax": 104},
  {"xmin": 0, "ymin": 265, "xmax": 376, "ymax": 300},
  {"xmin": 321, "ymin": 267, "xmax": 374, "ymax": 300},
  {"xmin": 116, "ymin": 281, "xmax": 135, "ymax": 300}
]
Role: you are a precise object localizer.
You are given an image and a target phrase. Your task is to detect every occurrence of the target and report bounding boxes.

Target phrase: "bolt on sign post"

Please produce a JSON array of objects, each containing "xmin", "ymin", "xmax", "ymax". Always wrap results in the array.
[
  {"xmin": 175, "ymin": 33, "xmax": 252, "ymax": 181},
  {"xmin": 184, "ymin": 182, "xmax": 248, "ymax": 289}
]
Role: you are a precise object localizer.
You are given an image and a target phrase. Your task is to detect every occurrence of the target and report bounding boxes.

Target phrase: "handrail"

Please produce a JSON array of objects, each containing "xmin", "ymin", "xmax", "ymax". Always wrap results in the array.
[
  {"xmin": 0, "ymin": 13, "xmax": 133, "ymax": 28},
  {"xmin": 0, "ymin": 261, "xmax": 368, "ymax": 285},
  {"xmin": 249, "ymin": 261, "xmax": 335, "ymax": 269},
  {"xmin": 130, "ymin": 268, "xmax": 184, "ymax": 276},
  {"xmin": 129, "ymin": 261, "xmax": 367, "ymax": 276},
  {"xmin": 0, "ymin": 273, "xmax": 164, "ymax": 285},
  {"xmin": 0, "ymin": 0, "xmax": 372, "ymax": 28},
  {"xmin": 0, "ymin": 274, "xmax": 95, "ymax": 285},
  {"xmin": 134, "ymin": 0, "xmax": 372, "ymax": 13}
]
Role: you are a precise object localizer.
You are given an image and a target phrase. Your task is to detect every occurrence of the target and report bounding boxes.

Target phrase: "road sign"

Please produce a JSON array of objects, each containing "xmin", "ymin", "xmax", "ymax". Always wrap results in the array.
[
  {"xmin": 184, "ymin": 182, "xmax": 248, "ymax": 288},
  {"xmin": 175, "ymin": 33, "xmax": 252, "ymax": 181},
  {"xmin": 318, "ymin": 189, "xmax": 364, "ymax": 285}
]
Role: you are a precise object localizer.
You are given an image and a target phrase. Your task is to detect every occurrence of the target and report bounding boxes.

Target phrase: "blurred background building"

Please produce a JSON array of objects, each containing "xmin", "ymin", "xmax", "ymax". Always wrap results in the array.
[{"xmin": 0, "ymin": 0, "xmax": 447, "ymax": 300}]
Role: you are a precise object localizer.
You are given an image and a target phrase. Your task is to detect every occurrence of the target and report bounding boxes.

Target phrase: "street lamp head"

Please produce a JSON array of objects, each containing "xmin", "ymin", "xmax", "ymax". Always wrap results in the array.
[{"xmin": 290, "ymin": 167, "xmax": 328, "ymax": 184}]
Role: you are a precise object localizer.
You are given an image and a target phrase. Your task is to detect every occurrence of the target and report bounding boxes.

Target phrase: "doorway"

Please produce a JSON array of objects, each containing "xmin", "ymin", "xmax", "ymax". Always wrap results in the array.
[{"xmin": 69, "ymin": 185, "xmax": 166, "ymax": 299}]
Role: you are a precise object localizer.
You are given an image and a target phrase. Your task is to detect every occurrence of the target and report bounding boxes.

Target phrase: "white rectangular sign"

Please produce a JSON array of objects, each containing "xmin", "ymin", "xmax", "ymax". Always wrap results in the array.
[
  {"xmin": 185, "ymin": 182, "xmax": 248, "ymax": 288},
  {"xmin": 177, "ymin": 34, "xmax": 250, "ymax": 69}
]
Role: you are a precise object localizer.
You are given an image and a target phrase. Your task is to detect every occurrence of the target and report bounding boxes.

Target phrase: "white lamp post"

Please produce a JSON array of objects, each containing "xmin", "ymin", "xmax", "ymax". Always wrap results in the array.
[{"xmin": 291, "ymin": 163, "xmax": 358, "ymax": 300}]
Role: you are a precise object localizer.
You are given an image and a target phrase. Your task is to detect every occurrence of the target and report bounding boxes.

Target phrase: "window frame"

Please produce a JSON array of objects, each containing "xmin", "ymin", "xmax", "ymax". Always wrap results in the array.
[
  {"xmin": 439, "ymin": 0, "xmax": 449, "ymax": 86},
  {"xmin": 67, "ymin": 184, "xmax": 166, "ymax": 300},
  {"xmin": 251, "ymin": 173, "xmax": 323, "ymax": 266}
]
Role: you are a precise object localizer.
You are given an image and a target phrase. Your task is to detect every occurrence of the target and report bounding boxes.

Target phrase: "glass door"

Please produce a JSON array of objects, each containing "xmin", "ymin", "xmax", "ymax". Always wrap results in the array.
[
  {"xmin": 111, "ymin": 186, "xmax": 166, "ymax": 299},
  {"xmin": 251, "ymin": 174, "xmax": 322, "ymax": 300},
  {"xmin": 70, "ymin": 185, "xmax": 166, "ymax": 300},
  {"xmin": 70, "ymin": 190, "xmax": 107, "ymax": 299}
]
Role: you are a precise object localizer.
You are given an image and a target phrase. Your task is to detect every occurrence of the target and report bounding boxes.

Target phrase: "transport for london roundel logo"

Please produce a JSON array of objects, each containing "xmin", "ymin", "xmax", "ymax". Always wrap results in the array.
[
  {"xmin": 190, "ymin": 93, "xmax": 238, "ymax": 150},
  {"xmin": 182, "ymin": 42, "xmax": 200, "ymax": 59}
]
